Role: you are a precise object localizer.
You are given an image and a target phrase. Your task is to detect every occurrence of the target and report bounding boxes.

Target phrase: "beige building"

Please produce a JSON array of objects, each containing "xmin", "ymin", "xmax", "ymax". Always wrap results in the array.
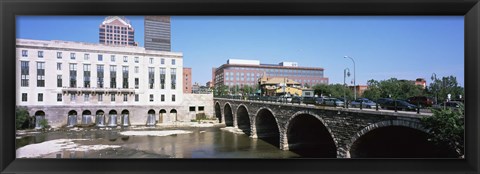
[
  {"xmin": 16, "ymin": 39, "xmax": 212, "ymax": 128},
  {"xmin": 258, "ymin": 76, "xmax": 301, "ymax": 96}
]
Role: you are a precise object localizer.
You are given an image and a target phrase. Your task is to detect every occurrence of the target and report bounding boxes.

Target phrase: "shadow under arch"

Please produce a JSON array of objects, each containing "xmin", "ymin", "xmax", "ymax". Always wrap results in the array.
[
  {"xmin": 215, "ymin": 102, "xmax": 222, "ymax": 123},
  {"xmin": 347, "ymin": 120, "xmax": 457, "ymax": 158},
  {"xmin": 253, "ymin": 107, "xmax": 281, "ymax": 148},
  {"xmin": 285, "ymin": 111, "xmax": 337, "ymax": 158},
  {"xmin": 223, "ymin": 103, "xmax": 233, "ymax": 126},
  {"xmin": 236, "ymin": 104, "xmax": 251, "ymax": 136}
]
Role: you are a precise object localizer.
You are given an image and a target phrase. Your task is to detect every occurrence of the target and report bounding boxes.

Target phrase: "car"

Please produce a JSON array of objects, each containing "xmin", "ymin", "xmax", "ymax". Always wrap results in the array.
[
  {"xmin": 382, "ymin": 99, "xmax": 418, "ymax": 111},
  {"xmin": 322, "ymin": 98, "xmax": 345, "ymax": 107},
  {"xmin": 302, "ymin": 96, "xmax": 317, "ymax": 105},
  {"xmin": 350, "ymin": 98, "xmax": 378, "ymax": 109},
  {"xmin": 407, "ymin": 96, "xmax": 434, "ymax": 107},
  {"xmin": 291, "ymin": 96, "xmax": 303, "ymax": 103},
  {"xmin": 376, "ymin": 98, "xmax": 393, "ymax": 106},
  {"xmin": 276, "ymin": 95, "xmax": 292, "ymax": 102},
  {"xmin": 432, "ymin": 101, "xmax": 463, "ymax": 110}
]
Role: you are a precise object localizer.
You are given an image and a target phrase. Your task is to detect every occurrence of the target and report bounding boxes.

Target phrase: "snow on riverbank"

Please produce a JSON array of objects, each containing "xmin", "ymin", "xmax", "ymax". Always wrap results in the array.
[
  {"xmin": 119, "ymin": 130, "xmax": 193, "ymax": 136},
  {"xmin": 16, "ymin": 139, "xmax": 121, "ymax": 158}
]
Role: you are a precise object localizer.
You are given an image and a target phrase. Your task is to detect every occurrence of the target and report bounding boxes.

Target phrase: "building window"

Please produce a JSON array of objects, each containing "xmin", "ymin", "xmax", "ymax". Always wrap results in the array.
[
  {"xmin": 110, "ymin": 65, "xmax": 117, "ymax": 88},
  {"xmin": 84, "ymin": 54, "xmax": 90, "ymax": 60},
  {"xmin": 111, "ymin": 94, "xmax": 115, "ymax": 102},
  {"xmin": 20, "ymin": 61, "xmax": 29, "ymax": 87},
  {"xmin": 161, "ymin": 94, "xmax": 165, "ymax": 102},
  {"xmin": 22, "ymin": 93, "xmax": 27, "ymax": 102},
  {"xmin": 57, "ymin": 63, "xmax": 62, "ymax": 70},
  {"xmin": 97, "ymin": 65, "xmax": 104, "ymax": 88},
  {"xmin": 189, "ymin": 106, "xmax": 195, "ymax": 112},
  {"xmin": 134, "ymin": 57, "xmax": 139, "ymax": 63},
  {"xmin": 122, "ymin": 66, "xmax": 129, "ymax": 88},
  {"xmin": 171, "ymin": 68, "xmax": 176, "ymax": 89},
  {"xmin": 111, "ymin": 55, "xmax": 115, "ymax": 62},
  {"xmin": 135, "ymin": 78, "xmax": 139, "ymax": 89},
  {"xmin": 161, "ymin": 58, "xmax": 165, "ymax": 65},
  {"xmin": 199, "ymin": 106, "xmax": 204, "ymax": 111},
  {"xmin": 123, "ymin": 94, "xmax": 128, "ymax": 101},
  {"xmin": 70, "ymin": 94, "xmax": 76, "ymax": 102},
  {"xmin": 70, "ymin": 53, "xmax": 76, "ymax": 60},
  {"xmin": 149, "ymin": 58, "xmax": 154, "ymax": 64},
  {"xmin": 135, "ymin": 66, "xmax": 139, "ymax": 73},
  {"xmin": 57, "ymin": 75, "xmax": 62, "ymax": 87},
  {"xmin": 148, "ymin": 67, "xmax": 155, "ymax": 89},
  {"xmin": 83, "ymin": 64, "xmax": 91, "ymax": 88},
  {"xmin": 38, "ymin": 93, "xmax": 43, "ymax": 102},
  {"xmin": 98, "ymin": 54, "xmax": 103, "ymax": 61},
  {"xmin": 37, "ymin": 62, "xmax": 45, "ymax": 87},
  {"xmin": 38, "ymin": 51, "xmax": 43, "ymax": 58},
  {"xmin": 150, "ymin": 94, "xmax": 154, "ymax": 102},
  {"xmin": 172, "ymin": 59, "xmax": 175, "ymax": 65},
  {"xmin": 172, "ymin": 94, "xmax": 176, "ymax": 102},
  {"xmin": 123, "ymin": 56, "xmax": 128, "ymax": 63},
  {"xmin": 69, "ymin": 63, "xmax": 77, "ymax": 87},
  {"xmin": 84, "ymin": 93, "xmax": 90, "ymax": 102},
  {"xmin": 57, "ymin": 93, "xmax": 62, "ymax": 102},
  {"xmin": 135, "ymin": 94, "xmax": 139, "ymax": 102},
  {"xmin": 160, "ymin": 68, "xmax": 166, "ymax": 89},
  {"xmin": 57, "ymin": 52, "xmax": 62, "ymax": 59},
  {"xmin": 98, "ymin": 94, "xmax": 103, "ymax": 102},
  {"xmin": 22, "ymin": 50, "xmax": 28, "ymax": 57}
]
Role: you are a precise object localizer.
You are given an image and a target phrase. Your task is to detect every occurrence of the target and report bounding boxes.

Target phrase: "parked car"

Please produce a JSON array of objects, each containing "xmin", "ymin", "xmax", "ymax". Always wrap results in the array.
[
  {"xmin": 323, "ymin": 98, "xmax": 345, "ymax": 107},
  {"xmin": 376, "ymin": 98, "xmax": 393, "ymax": 107},
  {"xmin": 407, "ymin": 96, "xmax": 434, "ymax": 107},
  {"xmin": 350, "ymin": 98, "xmax": 378, "ymax": 109},
  {"xmin": 291, "ymin": 96, "xmax": 303, "ymax": 103},
  {"xmin": 276, "ymin": 95, "xmax": 292, "ymax": 102},
  {"xmin": 432, "ymin": 101, "xmax": 463, "ymax": 110},
  {"xmin": 382, "ymin": 99, "xmax": 418, "ymax": 111},
  {"xmin": 303, "ymin": 97, "xmax": 317, "ymax": 105}
]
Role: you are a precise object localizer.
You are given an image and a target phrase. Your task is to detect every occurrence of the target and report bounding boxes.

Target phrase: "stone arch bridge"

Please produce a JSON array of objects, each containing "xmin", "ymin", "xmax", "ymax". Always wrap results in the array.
[{"xmin": 214, "ymin": 98, "xmax": 455, "ymax": 158}]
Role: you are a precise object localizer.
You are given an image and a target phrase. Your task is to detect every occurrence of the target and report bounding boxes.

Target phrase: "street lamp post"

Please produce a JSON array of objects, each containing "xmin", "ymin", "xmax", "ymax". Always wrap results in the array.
[
  {"xmin": 344, "ymin": 68, "xmax": 350, "ymax": 108},
  {"xmin": 344, "ymin": 56, "xmax": 356, "ymax": 100},
  {"xmin": 431, "ymin": 73, "xmax": 438, "ymax": 104}
]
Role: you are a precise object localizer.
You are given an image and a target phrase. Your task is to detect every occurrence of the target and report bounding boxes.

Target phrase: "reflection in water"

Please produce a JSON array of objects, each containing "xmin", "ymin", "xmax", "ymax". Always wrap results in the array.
[{"xmin": 16, "ymin": 127, "xmax": 300, "ymax": 158}]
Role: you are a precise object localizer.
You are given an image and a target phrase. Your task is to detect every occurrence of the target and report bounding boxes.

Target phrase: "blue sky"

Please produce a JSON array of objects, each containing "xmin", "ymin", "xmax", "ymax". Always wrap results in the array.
[{"xmin": 17, "ymin": 16, "xmax": 464, "ymax": 86}]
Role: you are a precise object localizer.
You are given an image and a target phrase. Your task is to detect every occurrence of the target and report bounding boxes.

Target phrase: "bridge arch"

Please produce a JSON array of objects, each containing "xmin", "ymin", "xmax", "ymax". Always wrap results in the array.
[
  {"xmin": 285, "ymin": 111, "xmax": 338, "ymax": 158},
  {"xmin": 236, "ymin": 104, "xmax": 251, "ymax": 135},
  {"xmin": 223, "ymin": 102, "xmax": 234, "ymax": 126},
  {"xmin": 215, "ymin": 102, "xmax": 222, "ymax": 123},
  {"xmin": 253, "ymin": 107, "xmax": 281, "ymax": 148},
  {"xmin": 347, "ymin": 120, "xmax": 457, "ymax": 158}
]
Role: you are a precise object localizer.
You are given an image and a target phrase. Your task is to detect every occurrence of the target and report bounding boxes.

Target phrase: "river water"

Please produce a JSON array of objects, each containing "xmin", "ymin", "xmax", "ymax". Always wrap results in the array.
[{"xmin": 16, "ymin": 125, "xmax": 300, "ymax": 158}]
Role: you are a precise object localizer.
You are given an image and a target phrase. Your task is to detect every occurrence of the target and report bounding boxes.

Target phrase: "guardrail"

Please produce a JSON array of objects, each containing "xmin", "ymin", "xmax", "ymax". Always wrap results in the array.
[{"xmin": 214, "ymin": 95, "xmax": 433, "ymax": 115}]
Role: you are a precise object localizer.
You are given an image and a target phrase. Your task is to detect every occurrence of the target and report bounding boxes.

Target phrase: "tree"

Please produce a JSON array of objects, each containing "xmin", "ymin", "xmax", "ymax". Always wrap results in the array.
[
  {"xmin": 16, "ymin": 106, "xmax": 30, "ymax": 130},
  {"xmin": 421, "ymin": 103, "xmax": 464, "ymax": 157},
  {"xmin": 214, "ymin": 85, "xmax": 229, "ymax": 96},
  {"xmin": 362, "ymin": 79, "xmax": 382, "ymax": 100},
  {"xmin": 428, "ymin": 75, "xmax": 464, "ymax": 103},
  {"xmin": 312, "ymin": 84, "xmax": 352, "ymax": 99}
]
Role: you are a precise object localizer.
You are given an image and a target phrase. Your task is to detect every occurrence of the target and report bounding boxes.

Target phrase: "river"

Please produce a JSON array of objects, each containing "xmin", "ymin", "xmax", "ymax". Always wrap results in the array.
[{"xmin": 16, "ymin": 125, "xmax": 301, "ymax": 158}]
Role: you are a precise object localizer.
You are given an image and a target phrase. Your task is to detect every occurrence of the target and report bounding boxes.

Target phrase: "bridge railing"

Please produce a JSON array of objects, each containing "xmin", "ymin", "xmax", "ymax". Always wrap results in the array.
[{"xmin": 214, "ymin": 95, "xmax": 432, "ymax": 115}]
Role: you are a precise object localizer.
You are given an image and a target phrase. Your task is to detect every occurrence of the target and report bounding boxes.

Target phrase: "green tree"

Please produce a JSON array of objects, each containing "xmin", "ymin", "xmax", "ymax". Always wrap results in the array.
[
  {"xmin": 312, "ymin": 84, "xmax": 352, "ymax": 99},
  {"xmin": 428, "ymin": 75, "xmax": 464, "ymax": 103},
  {"xmin": 421, "ymin": 104, "xmax": 464, "ymax": 157},
  {"xmin": 16, "ymin": 106, "xmax": 30, "ymax": 130},
  {"xmin": 214, "ymin": 84, "xmax": 229, "ymax": 96},
  {"xmin": 362, "ymin": 79, "xmax": 382, "ymax": 100}
]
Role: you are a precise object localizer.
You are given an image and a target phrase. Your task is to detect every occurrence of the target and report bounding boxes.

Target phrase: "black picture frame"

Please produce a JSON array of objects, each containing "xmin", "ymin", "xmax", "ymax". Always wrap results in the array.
[{"xmin": 1, "ymin": 0, "xmax": 479, "ymax": 173}]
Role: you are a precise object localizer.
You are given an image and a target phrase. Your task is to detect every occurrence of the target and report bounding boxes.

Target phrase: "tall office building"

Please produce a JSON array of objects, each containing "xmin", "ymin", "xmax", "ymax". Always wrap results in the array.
[
  {"xmin": 144, "ymin": 16, "xmax": 171, "ymax": 51},
  {"xmin": 99, "ymin": 16, "xmax": 136, "ymax": 46}
]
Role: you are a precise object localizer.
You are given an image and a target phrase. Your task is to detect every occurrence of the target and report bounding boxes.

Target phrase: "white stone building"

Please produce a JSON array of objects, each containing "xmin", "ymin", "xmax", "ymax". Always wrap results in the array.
[{"xmin": 16, "ymin": 39, "xmax": 213, "ymax": 128}]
